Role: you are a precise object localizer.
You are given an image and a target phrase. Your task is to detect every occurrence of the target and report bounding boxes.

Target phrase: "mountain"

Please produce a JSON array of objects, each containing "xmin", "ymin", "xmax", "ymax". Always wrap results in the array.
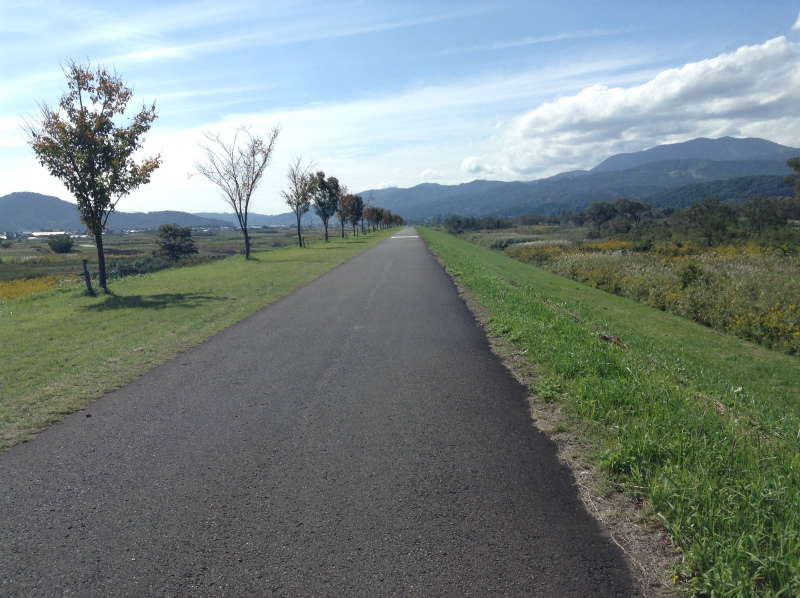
[
  {"xmin": 640, "ymin": 175, "xmax": 795, "ymax": 210},
  {"xmin": 194, "ymin": 211, "xmax": 323, "ymax": 227},
  {"xmin": 0, "ymin": 192, "xmax": 85, "ymax": 231},
  {"xmin": 0, "ymin": 192, "xmax": 233, "ymax": 232},
  {"xmin": 591, "ymin": 137, "xmax": 799, "ymax": 173},
  {"xmin": 107, "ymin": 211, "xmax": 232, "ymax": 230},
  {"xmin": 358, "ymin": 157, "xmax": 795, "ymax": 220}
]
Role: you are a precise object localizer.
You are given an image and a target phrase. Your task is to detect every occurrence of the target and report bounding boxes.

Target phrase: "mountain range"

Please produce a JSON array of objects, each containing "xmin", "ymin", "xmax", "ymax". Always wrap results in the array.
[
  {"xmin": 357, "ymin": 137, "xmax": 798, "ymax": 220},
  {"xmin": 2, "ymin": 137, "xmax": 798, "ymax": 231},
  {"xmin": 0, "ymin": 193, "xmax": 319, "ymax": 233}
]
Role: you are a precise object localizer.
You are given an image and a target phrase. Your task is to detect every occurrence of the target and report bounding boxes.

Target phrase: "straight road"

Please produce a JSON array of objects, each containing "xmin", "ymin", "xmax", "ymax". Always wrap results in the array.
[{"xmin": 1, "ymin": 227, "xmax": 638, "ymax": 597}]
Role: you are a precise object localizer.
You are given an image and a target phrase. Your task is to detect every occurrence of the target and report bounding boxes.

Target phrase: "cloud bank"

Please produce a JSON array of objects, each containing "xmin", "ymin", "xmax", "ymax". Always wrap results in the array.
[{"xmin": 469, "ymin": 37, "xmax": 800, "ymax": 179}]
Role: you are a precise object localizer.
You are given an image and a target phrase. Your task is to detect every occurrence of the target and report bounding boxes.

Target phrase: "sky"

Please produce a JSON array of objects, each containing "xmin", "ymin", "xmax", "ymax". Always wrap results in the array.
[{"xmin": 2, "ymin": 1, "xmax": 800, "ymax": 216}]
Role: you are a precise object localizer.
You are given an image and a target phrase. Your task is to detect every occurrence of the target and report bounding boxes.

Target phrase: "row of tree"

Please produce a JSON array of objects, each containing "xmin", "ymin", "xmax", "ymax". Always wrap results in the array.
[
  {"xmin": 24, "ymin": 60, "xmax": 402, "ymax": 292},
  {"xmin": 281, "ymin": 160, "xmax": 403, "ymax": 246},
  {"xmin": 439, "ymin": 165, "xmax": 800, "ymax": 248}
]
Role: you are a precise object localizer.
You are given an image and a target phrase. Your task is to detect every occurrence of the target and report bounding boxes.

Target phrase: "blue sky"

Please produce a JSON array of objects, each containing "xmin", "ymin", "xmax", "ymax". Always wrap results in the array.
[{"xmin": 2, "ymin": 1, "xmax": 799, "ymax": 215}]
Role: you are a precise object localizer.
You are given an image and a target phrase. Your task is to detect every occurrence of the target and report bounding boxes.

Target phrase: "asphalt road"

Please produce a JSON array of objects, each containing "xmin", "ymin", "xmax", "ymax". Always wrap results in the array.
[{"xmin": 1, "ymin": 227, "xmax": 638, "ymax": 597}]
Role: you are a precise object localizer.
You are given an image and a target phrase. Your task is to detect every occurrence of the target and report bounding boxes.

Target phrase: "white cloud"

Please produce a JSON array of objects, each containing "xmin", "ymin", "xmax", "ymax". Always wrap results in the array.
[
  {"xmin": 495, "ymin": 36, "xmax": 800, "ymax": 178},
  {"xmin": 460, "ymin": 157, "xmax": 485, "ymax": 174},
  {"xmin": 794, "ymin": 12, "xmax": 800, "ymax": 30},
  {"xmin": 420, "ymin": 168, "xmax": 443, "ymax": 181}
]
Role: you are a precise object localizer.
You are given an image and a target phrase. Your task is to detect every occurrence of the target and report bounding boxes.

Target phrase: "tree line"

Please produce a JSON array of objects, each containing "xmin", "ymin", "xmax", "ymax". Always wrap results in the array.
[
  {"xmin": 23, "ymin": 61, "xmax": 402, "ymax": 292},
  {"xmin": 438, "ymin": 161, "xmax": 800, "ymax": 250}
]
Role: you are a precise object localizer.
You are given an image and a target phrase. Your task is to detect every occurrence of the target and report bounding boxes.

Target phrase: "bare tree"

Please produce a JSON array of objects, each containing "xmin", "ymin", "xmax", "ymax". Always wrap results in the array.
[
  {"xmin": 191, "ymin": 125, "xmax": 280, "ymax": 259},
  {"xmin": 281, "ymin": 156, "xmax": 315, "ymax": 247}
]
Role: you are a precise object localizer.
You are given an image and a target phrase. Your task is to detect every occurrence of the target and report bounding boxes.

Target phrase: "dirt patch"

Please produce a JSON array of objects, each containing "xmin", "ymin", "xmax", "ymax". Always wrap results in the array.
[{"xmin": 439, "ymin": 259, "xmax": 682, "ymax": 598}]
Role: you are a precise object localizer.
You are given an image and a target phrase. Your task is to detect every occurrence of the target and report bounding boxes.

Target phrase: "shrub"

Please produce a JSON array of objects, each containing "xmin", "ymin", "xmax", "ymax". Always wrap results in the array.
[
  {"xmin": 106, "ymin": 256, "xmax": 173, "ymax": 279},
  {"xmin": 154, "ymin": 224, "xmax": 198, "ymax": 262},
  {"xmin": 47, "ymin": 235, "xmax": 74, "ymax": 253}
]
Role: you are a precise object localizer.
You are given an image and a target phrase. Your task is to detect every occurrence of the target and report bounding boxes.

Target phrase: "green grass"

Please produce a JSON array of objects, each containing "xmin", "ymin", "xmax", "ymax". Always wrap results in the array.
[
  {"xmin": 0, "ymin": 229, "xmax": 395, "ymax": 451},
  {"xmin": 418, "ymin": 227, "xmax": 800, "ymax": 597},
  {"xmin": 0, "ymin": 228, "xmax": 314, "ymax": 282}
]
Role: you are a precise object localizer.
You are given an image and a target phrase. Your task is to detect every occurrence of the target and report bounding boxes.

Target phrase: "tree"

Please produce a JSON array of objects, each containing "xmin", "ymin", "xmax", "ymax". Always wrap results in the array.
[
  {"xmin": 154, "ymin": 224, "xmax": 198, "ymax": 262},
  {"xmin": 336, "ymin": 185, "xmax": 352, "ymax": 238},
  {"xmin": 612, "ymin": 197, "xmax": 651, "ymax": 226},
  {"xmin": 364, "ymin": 205, "xmax": 379, "ymax": 232},
  {"xmin": 24, "ymin": 60, "xmax": 161, "ymax": 290},
  {"xmin": 585, "ymin": 201, "xmax": 617, "ymax": 234},
  {"xmin": 361, "ymin": 196, "xmax": 374, "ymax": 234},
  {"xmin": 192, "ymin": 125, "xmax": 280, "ymax": 259},
  {"xmin": 47, "ymin": 234, "xmax": 74, "ymax": 254},
  {"xmin": 785, "ymin": 157, "xmax": 800, "ymax": 197},
  {"xmin": 744, "ymin": 196, "xmax": 788, "ymax": 235},
  {"xmin": 311, "ymin": 171, "xmax": 340, "ymax": 242},
  {"xmin": 347, "ymin": 194, "xmax": 364, "ymax": 236},
  {"xmin": 683, "ymin": 197, "xmax": 737, "ymax": 246},
  {"xmin": 281, "ymin": 156, "xmax": 315, "ymax": 247}
]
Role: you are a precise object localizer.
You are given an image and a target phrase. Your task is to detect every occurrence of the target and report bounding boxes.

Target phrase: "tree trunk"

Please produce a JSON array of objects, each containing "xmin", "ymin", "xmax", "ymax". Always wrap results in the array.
[
  {"xmin": 296, "ymin": 216, "xmax": 303, "ymax": 247},
  {"xmin": 95, "ymin": 225, "xmax": 107, "ymax": 290},
  {"xmin": 323, "ymin": 221, "xmax": 329, "ymax": 242},
  {"xmin": 244, "ymin": 228, "xmax": 251, "ymax": 259}
]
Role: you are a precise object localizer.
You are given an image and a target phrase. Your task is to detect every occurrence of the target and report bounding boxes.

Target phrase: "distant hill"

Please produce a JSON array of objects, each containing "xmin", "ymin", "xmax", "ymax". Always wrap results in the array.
[
  {"xmin": 0, "ymin": 192, "xmax": 233, "ymax": 232},
  {"xmin": 641, "ymin": 175, "xmax": 794, "ymax": 209},
  {"xmin": 592, "ymin": 137, "xmax": 800, "ymax": 173},
  {"xmin": 108, "ymin": 211, "xmax": 232, "ymax": 230},
  {"xmin": 0, "ymin": 192, "xmax": 85, "ymax": 231},
  {"xmin": 359, "ymin": 158, "xmax": 795, "ymax": 220},
  {"xmin": 194, "ymin": 211, "xmax": 323, "ymax": 227}
]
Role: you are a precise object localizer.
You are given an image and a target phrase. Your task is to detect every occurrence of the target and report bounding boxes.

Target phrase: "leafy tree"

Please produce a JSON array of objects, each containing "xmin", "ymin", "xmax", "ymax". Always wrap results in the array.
[
  {"xmin": 311, "ymin": 171, "xmax": 340, "ymax": 242},
  {"xmin": 24, "ymin": 60, "xmax": 161, "ymax": 290},
  {"xmin": 683, "ymin": 197, "xmax": 737, "ymax": 246},
  {"xmin": 154, "ymin": 224, "xmax": 198, "ymax": 262},
  {"xmin": 347, "ymin": 194, "xmax": 364, "ymax": 236},
  {"xmin": 47, "ymin": 234, "xmax": 74, "ymax": 253},
  {"xmin": 785, "ymin": 157, "xmax": 800, "ymax": 197},
  {"xmin": 363, "ymin": 206, "xmax": 379, "ymax": 232},
  {"xmin": 586, "ymin": 201, "xmax": 617, "ymax": 234},
  {"xmin": 612, "ymin": 197, "xmax": 651, "ymax": 225},
  {"xmin": 744, "ymin": 196, "xmax": 788, "ymax": 234},
  {"xmin": 192, "ymin": 125, "xmax": 280, "ymax": 259},
  {"xmin": 281, "ymin": 156, "xmax": 315, "ymax": 247},
  {"xmin": 336, "ymin": 185, "xmax": 352, "ymax": 238}
]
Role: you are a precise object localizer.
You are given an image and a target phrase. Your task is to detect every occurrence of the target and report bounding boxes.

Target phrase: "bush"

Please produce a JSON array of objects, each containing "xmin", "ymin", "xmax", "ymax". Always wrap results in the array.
[
  {"xmin": 154, "ymin": 224, "xmax": 198, "ymax": 262},
  {"xmin": 47, "ymin": 235, "xmax": 74, "ymax": 253},
  {"xmin": 106, "ymin": 256, "xmax": 173, "ymax": 279}
]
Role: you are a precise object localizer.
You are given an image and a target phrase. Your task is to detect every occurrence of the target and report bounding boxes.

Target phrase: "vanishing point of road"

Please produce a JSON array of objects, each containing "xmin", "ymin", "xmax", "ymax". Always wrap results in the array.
[{"xmin": 1, "ymin": 227, "xmax": 638, "ymax": 597}]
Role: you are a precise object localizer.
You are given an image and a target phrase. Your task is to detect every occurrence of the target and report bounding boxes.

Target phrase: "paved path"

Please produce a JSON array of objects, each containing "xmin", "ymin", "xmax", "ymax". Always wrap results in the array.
[{"xmin": 1, "ymin": 227, "xmax": 637, "ymax": 596}]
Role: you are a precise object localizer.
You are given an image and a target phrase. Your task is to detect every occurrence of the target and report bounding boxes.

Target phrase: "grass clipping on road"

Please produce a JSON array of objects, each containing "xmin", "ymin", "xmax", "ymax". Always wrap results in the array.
[
  {"xmin": 0, "ymin": 230, "xmax": 394, "ymax": 452},
  {"xmin": 419, "ymin": 227, "xmax": 799, "ymax": 598}
]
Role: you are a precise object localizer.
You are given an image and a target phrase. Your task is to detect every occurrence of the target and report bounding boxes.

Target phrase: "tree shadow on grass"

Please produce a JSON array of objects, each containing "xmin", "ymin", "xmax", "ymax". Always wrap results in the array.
[{"xmin": 82, "ymin": 293, "xmax": 230, "ymax": 311}]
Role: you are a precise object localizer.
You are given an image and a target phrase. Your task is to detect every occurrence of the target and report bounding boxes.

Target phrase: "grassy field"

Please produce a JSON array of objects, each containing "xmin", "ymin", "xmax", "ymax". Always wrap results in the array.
[
  {"xmin": 0, "ymin": 228, "xmax": 395, "ymax": 451},
  {"xmin": 418, "ymin": 227, "xmax": 799, "ymax": 598},
  {"xmin": 0, "ymin": 227, "xmax": 316, "ymax": 282}
]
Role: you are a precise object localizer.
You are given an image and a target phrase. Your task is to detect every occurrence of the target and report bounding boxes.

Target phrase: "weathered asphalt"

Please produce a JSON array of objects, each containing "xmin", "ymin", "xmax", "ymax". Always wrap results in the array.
[{"xmin": 0, "ymin": 227, "xmax": 638, "ymax": 597}]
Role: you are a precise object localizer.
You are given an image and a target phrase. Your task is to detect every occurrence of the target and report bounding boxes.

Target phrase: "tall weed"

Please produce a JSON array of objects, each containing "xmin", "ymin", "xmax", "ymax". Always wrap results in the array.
[{"xmin": 507, "ymin": 243, "xmax": 800, "ymax": 354}]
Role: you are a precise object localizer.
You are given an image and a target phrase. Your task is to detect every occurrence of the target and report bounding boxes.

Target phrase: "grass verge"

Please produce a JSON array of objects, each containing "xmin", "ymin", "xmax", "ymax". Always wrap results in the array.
[
  {"xmin": 418, "ymin": 227, "xmax": 799, "ymax": 598},
  {"xmin": 0, "ymin": 230, "xmax": 395, "ymax": 452}
]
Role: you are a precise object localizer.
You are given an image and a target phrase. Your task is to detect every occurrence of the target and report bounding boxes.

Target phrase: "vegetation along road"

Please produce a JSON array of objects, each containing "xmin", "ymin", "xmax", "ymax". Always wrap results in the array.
[{"xmin": 0, "ymin": 227, "xmax": 637, "ymax": 596}]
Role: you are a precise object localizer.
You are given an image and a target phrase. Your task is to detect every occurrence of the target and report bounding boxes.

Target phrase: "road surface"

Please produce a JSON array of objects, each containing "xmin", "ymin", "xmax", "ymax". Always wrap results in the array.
[{"xmin": 1, "ymin": 227, "xmax": 638, "ymax": 596}]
